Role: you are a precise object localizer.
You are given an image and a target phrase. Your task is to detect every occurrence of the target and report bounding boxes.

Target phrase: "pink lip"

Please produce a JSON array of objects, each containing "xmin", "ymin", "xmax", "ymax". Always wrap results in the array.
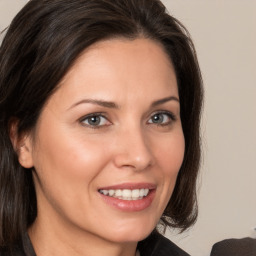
[
  {"xmin": 98, "ymin": 183, "xmax": 156, "ymax": 212},
  {"xmin": 98, "ymin": 182, "xmax": 156, "ymax": 190}
]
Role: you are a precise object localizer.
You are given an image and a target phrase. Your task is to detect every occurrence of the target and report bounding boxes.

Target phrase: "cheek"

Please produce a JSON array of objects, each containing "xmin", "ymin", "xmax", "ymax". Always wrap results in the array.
[
  {"xmin": 31, "ymin": 127, "xmax": 113, "ymax": 223},
  {"xmin": 153, "ymin": 130, "xmax": 185, "ymax": 207},
  {"xmin": 32, "ymin": 124, "xmax": 111, "ymax": 192},
  {"xmin": 155, "ymin": 131, "xmax": 185, "ymax": 177}
]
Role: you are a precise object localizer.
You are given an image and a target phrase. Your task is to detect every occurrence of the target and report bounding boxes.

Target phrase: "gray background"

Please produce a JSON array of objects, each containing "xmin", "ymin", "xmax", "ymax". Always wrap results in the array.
[{"xmin": 1, "ymin": 1, "xmax": 256, "ymax": 255}]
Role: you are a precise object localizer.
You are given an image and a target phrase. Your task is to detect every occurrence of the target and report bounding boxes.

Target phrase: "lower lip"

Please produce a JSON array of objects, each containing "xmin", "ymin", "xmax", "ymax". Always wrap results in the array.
[{"xmin": 99, "ymin": 190, "xmax": 156, "ymax": 212}]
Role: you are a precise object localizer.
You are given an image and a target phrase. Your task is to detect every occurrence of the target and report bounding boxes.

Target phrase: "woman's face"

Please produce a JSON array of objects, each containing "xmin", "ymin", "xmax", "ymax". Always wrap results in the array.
[{"xmin": 23, "ymin": 38, "xmax": 185, "ymax": 244}]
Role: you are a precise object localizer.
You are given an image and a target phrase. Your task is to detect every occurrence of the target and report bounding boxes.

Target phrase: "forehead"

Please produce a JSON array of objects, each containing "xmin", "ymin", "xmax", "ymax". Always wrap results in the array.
[{"xmin": 49, "ymin": 37, "xmax": 178, "ymax": 108}]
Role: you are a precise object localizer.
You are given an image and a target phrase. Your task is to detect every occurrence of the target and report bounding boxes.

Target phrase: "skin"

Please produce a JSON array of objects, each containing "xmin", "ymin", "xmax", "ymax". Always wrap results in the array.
[{"xmin": 18, "ymin": 38, "xmax": 185, "ymax": 256}]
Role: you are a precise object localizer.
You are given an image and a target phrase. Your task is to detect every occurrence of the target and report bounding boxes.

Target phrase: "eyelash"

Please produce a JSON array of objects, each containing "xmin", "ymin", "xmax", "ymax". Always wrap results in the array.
[
  {"xmin": 79, "ymin": 112, "xmax": 110, "ymax": 129},
  {"xmin": 79, "ymin": 111, "xmax": 176, "ymax": 129},
  {"xmin": 148, "ymin": 111, "xmax": 177, "ymax": 126}
]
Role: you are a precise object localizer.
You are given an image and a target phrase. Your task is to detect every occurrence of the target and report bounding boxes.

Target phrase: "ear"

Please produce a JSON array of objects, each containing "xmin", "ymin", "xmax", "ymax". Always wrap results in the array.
[{"xmin": 9, "ymin": 119, "xmax": 34, "ymax": 169}]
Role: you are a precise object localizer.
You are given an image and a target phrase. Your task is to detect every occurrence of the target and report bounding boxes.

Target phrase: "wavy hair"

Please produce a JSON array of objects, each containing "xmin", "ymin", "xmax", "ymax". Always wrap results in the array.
[{"xmin": 0, "ymin": 0, "xmax": 203, "ymax": 248}]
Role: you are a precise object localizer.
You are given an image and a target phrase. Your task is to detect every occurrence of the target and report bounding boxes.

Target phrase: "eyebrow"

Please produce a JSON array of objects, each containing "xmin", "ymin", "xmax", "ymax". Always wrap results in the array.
[
  {"xmin": 68, "ymin": 96, "xmax": 179, "ymax": 110},
  {"xmin": 68, "ymin": 99, "xmax": 119, "ymax": 110},
  {"xmin": 151, "ymin": 96, "xmax": 180, "ymax": 107}
]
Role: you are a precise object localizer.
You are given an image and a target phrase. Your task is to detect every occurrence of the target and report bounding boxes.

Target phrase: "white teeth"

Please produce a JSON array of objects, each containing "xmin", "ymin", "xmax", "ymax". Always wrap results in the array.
[
  {"xmin": 132, "ymin": 189, "xmax": 140, "ymax": 198},
  {"xmin": 102, "ymin": 190, "xmax": 108, "ymax": 195},
  {"xmin": 144, "ymin": 188, "xmax": 149, "ymax": 196},
  {"xmin": 99, "ymin": 188, "xmax": 150, "ymax": 200},
  {"xmin": 122, "ymin": 189, "xmax": 131, "ymax": 198},
  {"xmin": 115, "ymin": 189, "xmax": 122, "ymax": 197},
  {"xmin": 109, "ymin": 190, "xmax": 115, "ymax": 196}
]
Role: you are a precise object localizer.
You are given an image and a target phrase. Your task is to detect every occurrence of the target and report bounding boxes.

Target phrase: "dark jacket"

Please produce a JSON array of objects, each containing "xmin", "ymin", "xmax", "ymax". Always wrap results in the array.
[
  {"xmin": 210, "ymin": 237, "xmax": 256, "ymax": 256},
  {"xmin": 0, "ymin": 231, "xmax": 189, "ymax": 256},
  {"xmin": 138, "ymin": 231, "xmax": 190, "ymax": 256}
]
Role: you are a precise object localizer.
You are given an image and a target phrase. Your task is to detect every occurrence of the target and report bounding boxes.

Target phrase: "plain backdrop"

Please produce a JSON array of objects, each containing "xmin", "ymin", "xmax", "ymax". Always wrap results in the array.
[{"xmin": 1, "ymin": 1, "xmax": 256, "ymax": 255}]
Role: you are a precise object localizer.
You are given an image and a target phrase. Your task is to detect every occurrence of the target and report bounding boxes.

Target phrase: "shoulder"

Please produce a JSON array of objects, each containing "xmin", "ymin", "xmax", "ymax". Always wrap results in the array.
[
  {"xmin": 138, "ymin": 231, "xmax": 190, "ymax": 256},
  {"xmin": 210, "ymin": 237, "xmax": 256, "ymax": 256}
]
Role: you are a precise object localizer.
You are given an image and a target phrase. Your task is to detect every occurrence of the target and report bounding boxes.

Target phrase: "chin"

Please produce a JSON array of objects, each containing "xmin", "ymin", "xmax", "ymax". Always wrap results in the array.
[{"xmin": 101, "ymin": 222, "xmax": 155, "ymax": 243}]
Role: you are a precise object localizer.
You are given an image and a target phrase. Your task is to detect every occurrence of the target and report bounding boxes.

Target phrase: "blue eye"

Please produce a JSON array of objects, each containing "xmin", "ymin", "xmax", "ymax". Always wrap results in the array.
[
  {"xmin": 80, "ymin": 114, "xmax": 109, "ymax": 127},
  {"xmin": 148, "ymin": 112, "xmax": 175, "ymax": 125}
]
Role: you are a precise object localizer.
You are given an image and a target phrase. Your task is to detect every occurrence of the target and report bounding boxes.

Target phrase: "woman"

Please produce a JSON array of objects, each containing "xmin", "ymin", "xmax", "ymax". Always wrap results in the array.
[{"xmin": 0, "ymin": 0, "xmax": 203, "ymax": 255}]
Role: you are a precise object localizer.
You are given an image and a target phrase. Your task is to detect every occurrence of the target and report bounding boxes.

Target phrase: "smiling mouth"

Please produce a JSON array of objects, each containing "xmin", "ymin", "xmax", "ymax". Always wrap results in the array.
[{"xmin": 98, "ymin": 188, "xmax": 150, "ymax": 200}]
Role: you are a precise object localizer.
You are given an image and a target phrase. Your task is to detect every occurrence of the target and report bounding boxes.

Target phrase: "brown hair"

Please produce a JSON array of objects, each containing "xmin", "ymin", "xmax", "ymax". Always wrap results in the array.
[{"xmin": 0, "ymin": 0, "xmax": 203, "ymax": 247}]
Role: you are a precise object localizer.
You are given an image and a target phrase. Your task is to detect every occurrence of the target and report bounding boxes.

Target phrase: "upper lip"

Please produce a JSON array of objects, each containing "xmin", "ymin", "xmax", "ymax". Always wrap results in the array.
[{"xmin": 98, "ymin": 183, "xmax": 156, "ymax": 190}]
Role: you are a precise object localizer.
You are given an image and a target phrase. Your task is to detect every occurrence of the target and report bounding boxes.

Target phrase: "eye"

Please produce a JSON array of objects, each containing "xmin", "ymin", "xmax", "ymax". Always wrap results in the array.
[
  {"xmin": 80, "ymin": 113, "xmax": 110, "ymax": 128},
  {"xmin": 148, "ymin": 111, "xmax": 176, "ymax": 125}
]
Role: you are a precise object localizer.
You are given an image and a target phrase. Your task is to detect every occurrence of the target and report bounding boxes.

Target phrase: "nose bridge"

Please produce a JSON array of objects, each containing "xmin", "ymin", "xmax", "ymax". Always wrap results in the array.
[{"xmin": 113, "ymin": 122, "xmax": 153, "ymax": 171}]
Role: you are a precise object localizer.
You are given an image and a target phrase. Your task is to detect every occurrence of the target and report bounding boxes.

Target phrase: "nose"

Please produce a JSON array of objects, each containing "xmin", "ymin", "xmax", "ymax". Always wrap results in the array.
[{"xmin": 113, "ymin": 127, "xmax": 154, "ymax": 171}]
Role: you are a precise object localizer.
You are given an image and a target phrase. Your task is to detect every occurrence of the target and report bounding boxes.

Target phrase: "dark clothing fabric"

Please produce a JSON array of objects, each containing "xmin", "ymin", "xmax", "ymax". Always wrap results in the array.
[
  {"xmin": 138, "ymin": 231, "xmax": 190, "ymax": 256},
  {"xmin": 0, "ymin": 231, "xmax": 189, "ymax": 256},
  {"xmin": 210, "ymin": 237, "xmax": 256, "ymax": 256}
]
